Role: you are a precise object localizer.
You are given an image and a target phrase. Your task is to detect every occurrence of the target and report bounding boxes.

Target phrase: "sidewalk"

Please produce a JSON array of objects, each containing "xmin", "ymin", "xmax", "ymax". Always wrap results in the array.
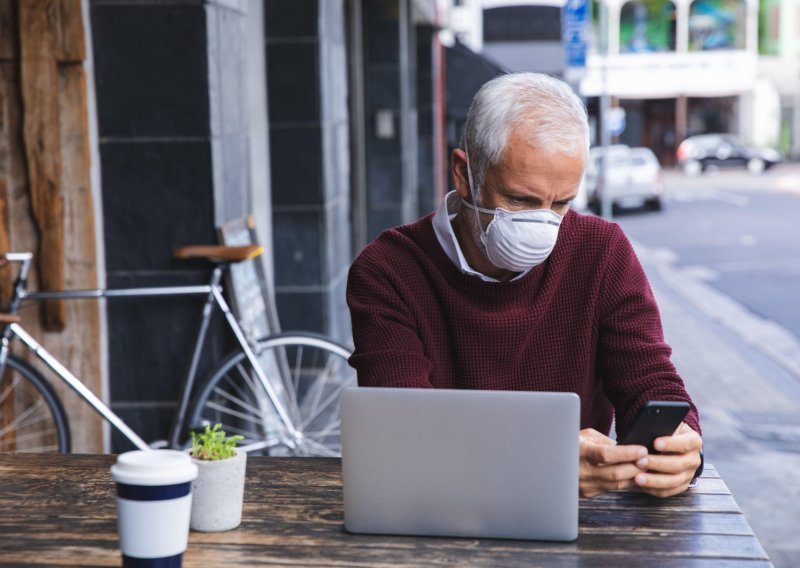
[{"xmin": 635, "ymin": 241, "xmax": 800, "ymax": 568}]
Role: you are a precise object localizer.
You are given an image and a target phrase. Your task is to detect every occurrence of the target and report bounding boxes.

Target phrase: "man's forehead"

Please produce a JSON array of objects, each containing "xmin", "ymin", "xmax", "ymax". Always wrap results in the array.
[{"xmin": 492, "ymin": 145, "xmax": 586, "ymax": 175}]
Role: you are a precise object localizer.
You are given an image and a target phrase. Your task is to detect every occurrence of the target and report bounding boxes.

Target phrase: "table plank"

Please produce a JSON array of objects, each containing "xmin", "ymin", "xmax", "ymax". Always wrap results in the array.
[{"xmin": 0, "ymin": 455, "xmax": 771, "ymax": 567}]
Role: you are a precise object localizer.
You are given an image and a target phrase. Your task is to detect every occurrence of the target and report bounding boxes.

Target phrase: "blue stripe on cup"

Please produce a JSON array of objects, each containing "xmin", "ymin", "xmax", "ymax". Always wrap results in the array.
[
  {"xmin": 122, "ymin": 552, "xmax": 183, "ymax": 567},
  {"xmin": 116, "ymin": 482, "xmax": 192, "ymax": 501}
]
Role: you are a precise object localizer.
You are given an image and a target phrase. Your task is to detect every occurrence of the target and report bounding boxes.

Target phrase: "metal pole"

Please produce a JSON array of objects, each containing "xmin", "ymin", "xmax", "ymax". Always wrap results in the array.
[{"xmin": 599, "ymin": 0, "xmax": 612, "ymax": 220}]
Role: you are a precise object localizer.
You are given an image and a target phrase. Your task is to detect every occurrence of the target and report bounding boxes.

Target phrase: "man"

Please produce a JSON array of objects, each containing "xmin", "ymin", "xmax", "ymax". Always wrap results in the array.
[{"xmin": 346, "ymin": 72, "xmax": 702, "ymax": 498}]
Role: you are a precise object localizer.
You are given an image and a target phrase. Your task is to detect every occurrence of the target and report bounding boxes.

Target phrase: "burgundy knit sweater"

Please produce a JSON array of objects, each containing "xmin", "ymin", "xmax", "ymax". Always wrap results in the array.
[{"xmin": 346, "ymin": 209, "xmax": 700, "ymax": 439}]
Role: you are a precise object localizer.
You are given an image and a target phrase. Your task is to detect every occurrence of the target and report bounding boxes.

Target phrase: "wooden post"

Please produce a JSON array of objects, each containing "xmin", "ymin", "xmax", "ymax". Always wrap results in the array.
[
  {"xmin": 0, "ymin": 0, "xmax": 16, "ymax": 302},
  {"xmin": 1, "ymin": 0, "xmax": 103, "ymax": 452},
  {"xmin": 0, "ymin": 0, "xmax": 18, "ymax": 445},
  {"xmin": 18, "ymin": 0, "xmax": 66, "ymax": 330}
]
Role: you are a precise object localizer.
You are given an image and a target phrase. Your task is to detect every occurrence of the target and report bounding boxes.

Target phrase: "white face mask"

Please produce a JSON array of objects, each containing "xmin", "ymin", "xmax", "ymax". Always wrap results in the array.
[{"xmin": 463, "ymin": 148, "xmax": 563, "ymax": 272}]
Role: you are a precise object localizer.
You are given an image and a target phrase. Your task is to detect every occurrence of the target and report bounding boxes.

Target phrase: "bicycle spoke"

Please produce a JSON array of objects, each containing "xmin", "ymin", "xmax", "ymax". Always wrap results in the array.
[
  {"xmin": 291, "ymin": 347, "xmax": 301, "ymax": 402},
  {"xmin": 208, "ymin": 385, "xmax": 266, "ymax": 418},
  {"xmin": 234, "ymin": 361, "xmax": 283, "ymax": 427},
  {"xmin": 0, "ymin": 398, "xmax": 46, "ymax": 435},
  {"xmin": 304, "ymin": 419, "xmax": 341, "ymax": 439},
  {"xmin": 204, "ymin": 401, "xmax": 266, "ymax": 426},
  {"xmin": 209, "ymin": 422, "xmax": 264, "ymax": 441},
  {"xmin": 286, "ymin": 345, "xmax": 304, "ymax": 425},
  {"xmin": 302, "ymin": 438, "xmax": 340, "ymax": 457},
  {"xmin": 1, "ymin": 427, "xmax": 59, "ymax": 445},
  {"xmin": 0, "ymin": 356, "xmax": 69, "ymax": 453},
  {"xmin": 234, "ymin": 362, "xmax": 262, "ymax": 397},
  {"xmin": 299, "ymin": 354, "xmax": 333, "ymax": 428},
  {"xmin": 239, "ymin": 436, "xmax": 281, "ymax": 453},
  {"xmin": 299, "ymin": 369, "xmax": 351, "ymax": 430},
  {"xmin": 224, "ymin": 369, "xmax": 252, "ymax": 405},
  {"xmin": 0, "ymin": 441, "xmax": 59, "ymax": 452},
  {"xmin": 0, "ymin": 375, "xmax": 21, "ymax": 407},
  {"xmin": 255, "ymin": 348, "xmax": 297, "ymax": 426},
  {"xmin": 0, "ymin": 408, "xmax": 55, "ymax": 437}
]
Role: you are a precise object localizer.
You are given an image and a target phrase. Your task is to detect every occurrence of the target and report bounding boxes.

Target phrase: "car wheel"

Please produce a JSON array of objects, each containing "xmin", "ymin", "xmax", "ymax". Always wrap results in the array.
[
  {"xmin": 683, "ymin": 160, "xmax": 702, "ymax": 176},
  {"xmin": 747, "ymin": 158, "xmax": 766, "ymax": 174},
  {"xmin": 646, "ymin": 197, "xmax": 663, "ymax": 212}
]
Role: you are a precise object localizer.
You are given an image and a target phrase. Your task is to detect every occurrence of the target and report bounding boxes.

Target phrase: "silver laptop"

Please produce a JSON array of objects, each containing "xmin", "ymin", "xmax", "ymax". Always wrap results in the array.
[{"xmin": 340, "ymin": 387, "xmax": 580, "ymax": 541}]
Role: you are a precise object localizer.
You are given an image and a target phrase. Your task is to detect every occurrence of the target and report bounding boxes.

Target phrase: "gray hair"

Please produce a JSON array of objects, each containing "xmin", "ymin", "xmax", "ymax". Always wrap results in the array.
[{"xmin": 463, "ymin": 73, "xmax": 590, "ymax": 201}]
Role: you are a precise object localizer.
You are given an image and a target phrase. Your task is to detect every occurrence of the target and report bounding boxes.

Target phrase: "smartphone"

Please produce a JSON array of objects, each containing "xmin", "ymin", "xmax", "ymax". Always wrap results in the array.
[{"xmin": 618, "ymin": 401, "xmax": 690, "ymax": 453}]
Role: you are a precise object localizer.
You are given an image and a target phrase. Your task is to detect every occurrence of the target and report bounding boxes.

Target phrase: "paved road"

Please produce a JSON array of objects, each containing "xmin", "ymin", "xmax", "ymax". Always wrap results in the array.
[{"xmin": 608, "ymin": 164, "xmax": 800, "ymax": 567}]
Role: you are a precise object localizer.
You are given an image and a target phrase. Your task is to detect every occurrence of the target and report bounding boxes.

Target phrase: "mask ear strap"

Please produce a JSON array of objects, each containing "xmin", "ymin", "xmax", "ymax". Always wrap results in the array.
[
  {"xmin": 464, "ymin": 142, "xmax": 487, "ymax": 234},
  {"xmin": 461, "ymin": 198, "xmax": 495, "ymax": 216}
]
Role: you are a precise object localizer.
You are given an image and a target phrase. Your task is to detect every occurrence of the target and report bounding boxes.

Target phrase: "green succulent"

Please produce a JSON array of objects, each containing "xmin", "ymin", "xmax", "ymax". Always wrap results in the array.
[{"xmin": 190, "ymin": 423, "xmax": 244, "ymax": 461}]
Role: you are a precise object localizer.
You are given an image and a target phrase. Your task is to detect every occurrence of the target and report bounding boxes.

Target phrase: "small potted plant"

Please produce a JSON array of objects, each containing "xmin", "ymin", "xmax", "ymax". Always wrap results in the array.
[{"xmin": 189, "ymin": 423, "xmax": 247, "ymax": 532}]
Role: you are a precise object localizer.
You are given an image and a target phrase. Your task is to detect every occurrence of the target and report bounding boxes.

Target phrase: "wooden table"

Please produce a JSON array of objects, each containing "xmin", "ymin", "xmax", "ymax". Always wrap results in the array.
[{"xmin": 0, "ymin": 454, "xmax": 771, "ymax": 567}]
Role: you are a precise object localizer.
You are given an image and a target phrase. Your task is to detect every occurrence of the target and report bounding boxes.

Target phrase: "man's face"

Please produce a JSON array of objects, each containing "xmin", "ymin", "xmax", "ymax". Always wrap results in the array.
[
  {"xmin": 450, "ymin": 128, "xmax": 586, "ymax": 279},
  {"xmin": 477, "ymin": 129, "xmax": 585, "ymax": 218}
]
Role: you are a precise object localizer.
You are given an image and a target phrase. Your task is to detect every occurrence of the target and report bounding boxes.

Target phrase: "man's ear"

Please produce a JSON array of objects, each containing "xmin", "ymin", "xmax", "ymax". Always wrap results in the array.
[{"xmin": 451, "ymin": 148, "xmax": 472, "ymax": 201}]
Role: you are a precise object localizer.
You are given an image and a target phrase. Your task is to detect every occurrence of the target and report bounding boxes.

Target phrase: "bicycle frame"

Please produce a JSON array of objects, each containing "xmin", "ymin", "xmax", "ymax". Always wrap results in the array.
[{"xmin": 0, "ymin": 252, "xmax": 299, "ymax": 452}]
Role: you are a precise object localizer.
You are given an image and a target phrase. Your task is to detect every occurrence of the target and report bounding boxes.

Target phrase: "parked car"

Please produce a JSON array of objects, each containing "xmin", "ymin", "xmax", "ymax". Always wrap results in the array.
[
  {"xmin": 581, "ymin": 145, "xmax": 664, "ymax": 214},
  {"xmin": 676, "ymin": 134, "xmax": 783, "ymax": 176}
]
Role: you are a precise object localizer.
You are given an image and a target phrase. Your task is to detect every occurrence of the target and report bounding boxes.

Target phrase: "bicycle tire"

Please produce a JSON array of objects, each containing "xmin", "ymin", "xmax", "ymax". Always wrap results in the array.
[
  {"xmin": 0, "ymin": 354, "xmax": 71, "ymax": 452},
  {"xmin": 188, "ymin": 332, "xmax": 354, "ymax": 457}
]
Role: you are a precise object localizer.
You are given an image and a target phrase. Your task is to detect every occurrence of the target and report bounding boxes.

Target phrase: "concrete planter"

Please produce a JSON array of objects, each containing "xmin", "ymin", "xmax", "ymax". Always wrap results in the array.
[{"xmin": 190, "ymin": 448, "xmax": 247, "ymax": 532}]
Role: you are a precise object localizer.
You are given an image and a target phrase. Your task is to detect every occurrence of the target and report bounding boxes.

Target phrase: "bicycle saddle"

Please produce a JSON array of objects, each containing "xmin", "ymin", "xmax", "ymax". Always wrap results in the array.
[{"xmin": 174, "ymin": 245, "xmax": 264, "ymax": 263}]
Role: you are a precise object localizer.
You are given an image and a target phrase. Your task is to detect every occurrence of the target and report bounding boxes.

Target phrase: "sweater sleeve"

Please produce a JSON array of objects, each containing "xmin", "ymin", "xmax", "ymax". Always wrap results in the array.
[
  {"xmin": 346, "ymin": 249, "xmax": 434, "ymax": 388},
  {"xmin": 596, "ymin": 225, "xmax": 701, "ymax": 439}
]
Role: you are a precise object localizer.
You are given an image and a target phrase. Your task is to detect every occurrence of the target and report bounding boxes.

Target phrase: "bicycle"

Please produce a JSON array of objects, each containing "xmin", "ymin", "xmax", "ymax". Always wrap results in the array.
[{"xmin": 0, "ymin": 246, "xmax": 355, "ymax": 456}]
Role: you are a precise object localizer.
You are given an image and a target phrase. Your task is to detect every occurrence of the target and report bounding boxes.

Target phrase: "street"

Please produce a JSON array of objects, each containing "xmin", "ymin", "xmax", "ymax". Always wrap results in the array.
[
  {"xmin": 610, "ymin": 163, "xmax": 800, "ymax": 567},
  {"xmin": 619, "ymin": 165, "xmax": 800, "ymax": 338}
]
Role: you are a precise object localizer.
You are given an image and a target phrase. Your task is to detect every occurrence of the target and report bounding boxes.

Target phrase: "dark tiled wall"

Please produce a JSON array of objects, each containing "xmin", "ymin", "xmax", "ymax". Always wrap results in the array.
[
  {"xmin": 91, "ymin": 0, "xmax": 251, "ymax": 451},
  {"xmin": 265, "ymin": 0, "xmax": 352, "ymax": 342},
  {"xmin": 416, "ymin": 24, "xmax": 436, "ymax": 217},
  {"xmin": 362, "ymin": 0, "xmax": 418, "ymax": 240}
]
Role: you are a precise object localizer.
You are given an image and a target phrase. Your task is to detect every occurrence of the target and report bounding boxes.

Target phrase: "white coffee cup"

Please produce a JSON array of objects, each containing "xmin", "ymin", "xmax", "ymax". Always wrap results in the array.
[{"xmin": 110, "ymin": 450, "xmax": 198, "ymax": 567}]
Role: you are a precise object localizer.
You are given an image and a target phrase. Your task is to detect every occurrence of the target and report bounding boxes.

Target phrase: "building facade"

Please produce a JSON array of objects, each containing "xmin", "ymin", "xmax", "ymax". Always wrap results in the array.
[
  {"xmin": 451, "ymin": 0, "xmax": 796, "ymax": 164},
  {"xmin": 757, "ymin": 0, "xmax": 800, "ymax": 157}
]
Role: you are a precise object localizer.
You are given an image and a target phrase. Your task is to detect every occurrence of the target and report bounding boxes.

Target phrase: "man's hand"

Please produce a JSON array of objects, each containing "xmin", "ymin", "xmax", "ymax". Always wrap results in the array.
[
  {"xmin": 631, "ymin": 422, "xmax": 703, "ymax": 498},
  {"xmin": 580, "ymin": 428, "xmax": 647, "ymax": 498}
]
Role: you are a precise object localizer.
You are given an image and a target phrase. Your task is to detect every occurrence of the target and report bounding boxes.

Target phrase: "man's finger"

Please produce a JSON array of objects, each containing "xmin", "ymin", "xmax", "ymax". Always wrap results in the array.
[
  {"xmin": 580, "ymin": 462, "xmax": 642, "ymax": 496},
  {"xmin": 635, "ymin": 470, "xmax": 693, "ymax": 491},
  {"xmin": 636, "ymin": 452, "xmax": 700, "ymax": 475},
  {"xmin": 583, "ymin": 441, "xmax": 647, "ymax": 465},
  {"xmin": 652, "ymin": 422, "xmax": 702, "ymax": 453},
  {"xmin": 595, "ymin": 463, "xmax": 643, "ymax": 486},
  {"xmin": 580, "ymin": 428, "xmax": 616, "ymax": 446},
  {"xmin": 653, "ymin": 429, "xmax": 702, "ymax": 454}
]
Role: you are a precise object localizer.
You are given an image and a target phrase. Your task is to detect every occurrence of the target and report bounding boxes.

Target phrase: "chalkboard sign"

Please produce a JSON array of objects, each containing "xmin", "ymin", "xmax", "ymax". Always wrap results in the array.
[
  {"xmin": 218, "ymin": 216, "xmax": 282, "ymax": 341},
  {"xmin": 218, "ymin": 215, "xmax": 289, "ymax": 438}
]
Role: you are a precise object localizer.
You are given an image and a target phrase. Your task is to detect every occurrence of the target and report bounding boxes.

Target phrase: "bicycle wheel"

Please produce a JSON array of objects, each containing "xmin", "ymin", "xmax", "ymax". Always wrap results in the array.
[
  {"xmin": 0, "ymin": 354, "xmax": 71, "ymax": 452},
  {"xmin": 189, "ymin": 332, "xmax": 354, "ymax": 457}
]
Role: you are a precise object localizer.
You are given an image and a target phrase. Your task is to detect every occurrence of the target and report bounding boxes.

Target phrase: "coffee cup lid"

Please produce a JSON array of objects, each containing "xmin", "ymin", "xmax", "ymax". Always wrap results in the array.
[{"xmin": 111, "ymin": 450, "xmax": 198, "ymax": 486}]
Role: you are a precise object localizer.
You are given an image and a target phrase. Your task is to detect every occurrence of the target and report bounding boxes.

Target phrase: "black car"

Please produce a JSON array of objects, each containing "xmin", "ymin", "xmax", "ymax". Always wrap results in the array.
[{"xmin": 676, "ymin": 134, "xmax": 783, "ymax": 175}]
